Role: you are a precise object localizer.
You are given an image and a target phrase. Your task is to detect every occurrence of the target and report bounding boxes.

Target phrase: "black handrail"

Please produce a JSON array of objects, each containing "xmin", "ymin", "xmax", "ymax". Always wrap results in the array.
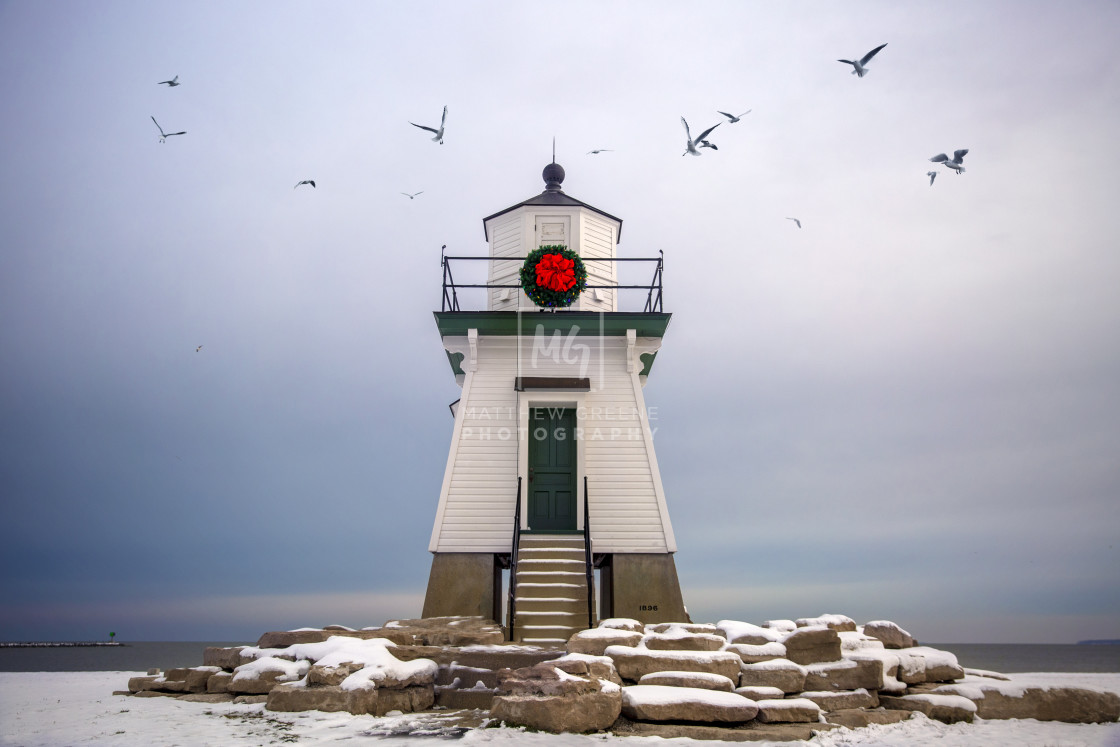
[
  {"xmin": 507, "ymin": 477, "xmax": 522, "ymax": 642},
  {"xmin": 583, "ymin": 476, "xmax": 595, "ymax": 630},
  {"xmin": 440, "ymin": 254, "xmax": 665, "ymax": 313}
]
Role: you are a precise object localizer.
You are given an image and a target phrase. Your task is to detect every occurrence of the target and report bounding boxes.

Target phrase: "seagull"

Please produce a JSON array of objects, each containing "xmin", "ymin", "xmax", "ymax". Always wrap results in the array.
[
  {"xmin": 150, "ymin": 116, "xmax": 185, "ymax": 143},
  {"xmin": 158, "ymin": 75, "xmax": 180, "ymax": 87},
  {"xmin": 294, "ymin": 180, "xmax": 316, "ymax": 189},
  {"xmin": 195, "ymin": 345, "xmax": 202, "ymax": 352},
  {"xmin": 587, "ymin": 149, "xmax": 613, "ymax": 154},
  {"xmin": 786, "ymin": 217, "xmax": 802, "ymax": 229},
  {"xmin": 681, "ymin": 117, "xmax": 721, "ymax": 156},
  {"xmin": 926, "ymin": 171, "xmax": 938, "ymax": 186},
  {"xmin": 401, "ymin": 191, "xmax": 424, "ymax": 199},
  {"xmin": 410, "ymin": 105, "xmax": 447, "ymax": 144},
  {"xmin": 837, "ymin": 43, "xmax": 887, "ymax": 77},
  {"xmin": 929, "ymin": 149, "xmax": 969, "ymax": 174},
  {"xmin": 717, "ymin": 109, "xmax": 751, "ymax": 123}
]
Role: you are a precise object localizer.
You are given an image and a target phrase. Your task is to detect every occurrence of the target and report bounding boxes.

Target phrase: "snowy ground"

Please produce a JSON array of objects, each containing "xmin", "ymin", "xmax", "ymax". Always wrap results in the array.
[{"xmin": 1, "ymin": 672, "xmax": 1119, "ymax": 746}]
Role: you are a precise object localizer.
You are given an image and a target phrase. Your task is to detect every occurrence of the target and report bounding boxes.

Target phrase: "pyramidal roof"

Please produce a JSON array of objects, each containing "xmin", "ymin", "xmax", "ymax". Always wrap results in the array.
[{"xmin": 483, "ymin": 162, "xmax": 623, "ymax": 240}]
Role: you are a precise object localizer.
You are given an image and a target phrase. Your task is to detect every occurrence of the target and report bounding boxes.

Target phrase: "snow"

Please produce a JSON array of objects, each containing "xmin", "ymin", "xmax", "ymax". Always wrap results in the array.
[
  {"xmin": 717, "ymin": 619, "xmax": 783, "ymax": 643},
  {"xmin": 596, "ymin": 618, "xmax": 642, "ymax": 630},
  {"xmin": 229, "ymin": 656, "xmax": 309, "ymax": 684},
  {"xmin": 795, "ymin": 614, "xmax": 855, "ymax": 629},
  {"xmin": 897, "ymin": 693, "xmax": 978, "ymax": 712},
  {"xmin": 1, "ymin": 672, "xmax": 1119, "ymax": 746},
  {"xmin": 622, "ymin": 684, "xmax": 755, "ymax": 708},
  {"xmin": 638, "ymin": 670, "xmax": 736, "ymax": 688}
]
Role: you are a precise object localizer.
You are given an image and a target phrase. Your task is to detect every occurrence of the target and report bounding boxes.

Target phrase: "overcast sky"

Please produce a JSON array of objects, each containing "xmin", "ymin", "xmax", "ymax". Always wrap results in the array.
[{"xmin": 1, "ymin": 1, "xmax": 1118, "ymax": 644}]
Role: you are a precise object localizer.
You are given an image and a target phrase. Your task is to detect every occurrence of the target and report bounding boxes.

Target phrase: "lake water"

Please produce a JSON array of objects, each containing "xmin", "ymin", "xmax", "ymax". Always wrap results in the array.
[{"xmin": 0, "ymin": 641, "xmax": 1117, "ymax": 673}]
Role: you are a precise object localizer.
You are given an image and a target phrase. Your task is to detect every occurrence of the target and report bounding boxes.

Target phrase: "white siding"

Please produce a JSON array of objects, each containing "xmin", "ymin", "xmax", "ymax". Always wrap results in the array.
[
  {"xmin": 430, "ymin": 333, "xmax": 674, "ymax": 554},
  {"xmin": 484, "ymin": 206, "xmax": 622, "ymax": 313}
]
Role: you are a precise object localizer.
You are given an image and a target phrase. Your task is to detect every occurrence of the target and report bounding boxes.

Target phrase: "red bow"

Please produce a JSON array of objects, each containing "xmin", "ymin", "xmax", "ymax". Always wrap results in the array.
[{"xmin": 534, "ymin": 253, "xmax": 577, "ymax": 292}]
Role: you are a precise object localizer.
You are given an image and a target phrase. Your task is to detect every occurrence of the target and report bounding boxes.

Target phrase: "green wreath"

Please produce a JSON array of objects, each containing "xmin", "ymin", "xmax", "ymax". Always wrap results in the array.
[{"xmin": 519, "ymin": 245, "xmax": 587, "ymax": 308}]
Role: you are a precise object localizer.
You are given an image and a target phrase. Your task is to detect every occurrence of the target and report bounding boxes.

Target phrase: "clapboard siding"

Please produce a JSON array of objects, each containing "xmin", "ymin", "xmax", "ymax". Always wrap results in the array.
[{"xmin": 430, "ymin": 332, "xmax": 674, "ymax": 554}]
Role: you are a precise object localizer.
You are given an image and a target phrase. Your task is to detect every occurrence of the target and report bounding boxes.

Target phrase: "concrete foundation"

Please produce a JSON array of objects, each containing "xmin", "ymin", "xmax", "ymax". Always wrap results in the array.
[
  {"xmin": 422, "ymin": 553, "xmax": 500, "ymax": 621},
  {"xmin": 602, "ymin": 553, "xmax": 689, "ymax": 624}
]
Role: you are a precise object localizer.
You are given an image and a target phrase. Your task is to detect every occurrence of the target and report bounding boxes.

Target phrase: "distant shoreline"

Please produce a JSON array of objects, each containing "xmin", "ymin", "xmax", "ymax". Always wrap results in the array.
[
  {"xmin": 1079, "ymin": 640, "xmax": 1120, "ymax": 646},
  {"xmin": 0, "ymin": 642, "xmax": 124, "ymax": 648}
]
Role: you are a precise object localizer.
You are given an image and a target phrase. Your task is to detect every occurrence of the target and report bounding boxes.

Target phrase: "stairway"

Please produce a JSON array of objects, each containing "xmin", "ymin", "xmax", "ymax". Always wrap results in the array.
[{"xmin": 511, "ymin": 534, "xmax": 594, "ymax": 645}]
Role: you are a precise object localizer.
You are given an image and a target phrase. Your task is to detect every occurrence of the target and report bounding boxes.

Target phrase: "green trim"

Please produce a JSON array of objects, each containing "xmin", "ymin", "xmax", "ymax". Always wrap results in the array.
[
  {"xmin": 520, "ymin": 529, "xmax": 585, "ymax": 536},
  {"xmin": 639, "ymin": 351, "xmax": 658, "ymax": 377},
  {"xmin": 446, "ymin": 350, "xmax": 465, "ymax": 376},
  {"xmin": 434, "ymin": 311, "xmax": 671, "ymax": 339}
]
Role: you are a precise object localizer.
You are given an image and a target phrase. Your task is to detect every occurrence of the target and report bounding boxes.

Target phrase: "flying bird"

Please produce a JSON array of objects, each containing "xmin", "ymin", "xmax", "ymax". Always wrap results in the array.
[
  {"xmin": 195, "ymin": 345, "xmax": 202, "ymax": 352},
  {"xmin": 294, "ymin": 180, "xmax": 316, "ymax": 189},
  {"xmin": 150, "ymin": 116, "xmax": 185, "ymax": 143},
  {"xmin": 410, "ymin": 105, "xmax": 447, "ymax": 144},
  {"xmin": 587, "ymin": 149, "xmax": 613, "ymax": 154},
  {"xmin": 717, "ymin": 109, "xmax": 751, "ymax": 123},
  {"xmin": 837, "ymin": 43, "xmax": 887, "ymax": 77},
  {"xmin": 158, "ymin": 75, "xmax": 180, "ymax": 87},
  {"xmin": 927, "ymin": 171, "xmax": 938, "ymax": 186},
  {"xmin": 929, "ymin": 149, "xmax": 969, "ymax": 174},
  {"xmin": 401, "ymin": 191, "xmax": 424, "ymax": 199},
  {"xmin": 786, "ymin": 217, "xmax": 802, "ymax": 229},
  {"xmin": 681, "ymin": 117, "xmax": 721, "ymax": 156}
]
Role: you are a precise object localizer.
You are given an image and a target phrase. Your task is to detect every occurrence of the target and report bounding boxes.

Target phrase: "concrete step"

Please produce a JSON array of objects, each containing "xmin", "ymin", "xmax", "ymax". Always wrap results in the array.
[
  {"xmin": 515, "ymin": 571, "xmax": 586, "ymax": 587},
  {"xmin": 514, "ymin": 596, "xmax": 589, "ymax": 614},
  {"xmin": 516, "ymin": 559, "xmax": 586, "ymax": 574}
]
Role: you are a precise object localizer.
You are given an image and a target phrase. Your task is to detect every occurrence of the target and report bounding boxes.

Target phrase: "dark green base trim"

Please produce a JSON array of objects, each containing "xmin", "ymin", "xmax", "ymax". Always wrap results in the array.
[
  {"xmin": 435, "ymin": 311, "xmax": 671, "ymax": 339},
  {"xmin": 521, "ymin": 529, "xmax": 583, "ymax": 535}
]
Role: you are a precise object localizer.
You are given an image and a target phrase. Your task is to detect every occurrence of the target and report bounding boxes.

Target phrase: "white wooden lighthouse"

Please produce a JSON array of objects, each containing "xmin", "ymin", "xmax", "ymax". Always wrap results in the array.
[{"xmin": 422, "ymin": 162, "xmax": 687, "ymax": 644}]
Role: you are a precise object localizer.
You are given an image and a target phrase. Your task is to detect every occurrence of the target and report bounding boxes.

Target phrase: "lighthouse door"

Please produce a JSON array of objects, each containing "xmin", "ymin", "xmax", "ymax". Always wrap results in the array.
[{"xmin": 527, "ymin": 407, "xmax": 577, "ymax": 531}]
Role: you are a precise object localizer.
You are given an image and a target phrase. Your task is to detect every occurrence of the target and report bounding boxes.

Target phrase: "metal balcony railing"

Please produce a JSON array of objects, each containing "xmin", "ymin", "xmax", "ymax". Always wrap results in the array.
[{"xmin": 440, "ymin": 251, "xmax": 664, "ymax": 313}]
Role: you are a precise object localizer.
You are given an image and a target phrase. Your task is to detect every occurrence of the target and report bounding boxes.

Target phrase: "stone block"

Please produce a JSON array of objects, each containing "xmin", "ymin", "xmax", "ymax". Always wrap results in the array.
[
  {"xmin": 434, "ymin": 688, "xmax": 496, "ymax": 710},
  {"xmin": 804, "ymin": 658, "xmax": 883, "ymax": 692},
  {"xmin": 203, "ymin": 647, "xmax": 245, "ymax": 670},
  {"xmin": 567, "ymin": 628, "xmax": 643, "ymax": 656},
  {"xmin": 861, "ymin": 621, "xmax": 915, "ymax": 649},
  {"xmin": 207, "ymin": 672, "xmax": 232, "ymax": 694},
  {"xmin": 825, "ymin": 708, "xmax": 911, "ymax": 729},
  {"xmin": 185, "ymin": 667, "xmax": 221, "ymax": 693},
  {"xmin": 795, "ymin": 615, "xmax": 857, "ymax": 632},
  {"xmin": 724, "ymin": 642, "xmax": 787, "ymax": 664},
  {"xmin": 491, "ymin": 691, "xmax": 622, "ymax": 733},
  {"xmin": 734, "ymin": 685, "xmax": 786, "ymax": 700},
  {"xmin": 638, "ymin": 671, "xmax": 736, "ymax": 691},
  {"xmin": 755, "ymin": 698, "xmax": 822, "ymax": 723},
  {"xmin": 936, "ymin": 684, "xmax": 1120, "ymax": 723},
  {"xmin": 621, "ymin": 685, "xmax": 758, "ymax": 723},
  {"xmin": 781, "ymin": 626, "xmax": 841, "ymax": 665},
  {"xmin": 896, "ymin": 647, "xmax": 964, "ymax": 684},
  {"xmin": 267, "ymin": 683, "xmax": 434, "ymax": 717},
  {"xmin": 604, "ymin": 646, "xmax": 742, "ymax": 683},
  {"xmin": 127, "ymin": 675, "xmax": 160, "ymax": 693},
  {"xmin": 800, "ymin": 688, "xmax": 879, "ymax": 711},
  {"xmin": 643, "ymin": 632, "xmax": 725, "ymax": 652},
  {"xmin": 880, "ymin": 694, "xmax": 976, "ymax": 724},
  {"xmin": 496, "ymin": 661, "xmax": 601, "ymax": 697},
  {"xmin": 738, "ymin": 659, "xmax": 807, "ymax": 694}
]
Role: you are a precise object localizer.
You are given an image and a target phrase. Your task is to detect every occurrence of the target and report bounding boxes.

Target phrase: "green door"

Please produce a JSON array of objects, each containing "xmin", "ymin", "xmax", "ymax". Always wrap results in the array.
[{"xmin": 527, "ymin": 407, "xmax": 577, "ymax": 531}]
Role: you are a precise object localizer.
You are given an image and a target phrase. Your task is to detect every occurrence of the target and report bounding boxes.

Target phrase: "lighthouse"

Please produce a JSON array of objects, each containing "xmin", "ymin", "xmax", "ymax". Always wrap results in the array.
[{"xmin": 422, "ymin": 162, "xmax": 687, "ymax": 644}]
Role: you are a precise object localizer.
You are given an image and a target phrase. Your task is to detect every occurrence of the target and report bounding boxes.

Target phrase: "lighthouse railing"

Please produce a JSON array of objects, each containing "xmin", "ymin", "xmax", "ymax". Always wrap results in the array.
[
  {"xmin": 583, "ymin": 476, "xmax": 595, "ymax": 630},
  {"xmin": 507, "ymin": 477, "xmax": 523, "ymax": 642},
  {"xmin": 439, "ymin": 254, "xmax": 664, "ymax": 313}
]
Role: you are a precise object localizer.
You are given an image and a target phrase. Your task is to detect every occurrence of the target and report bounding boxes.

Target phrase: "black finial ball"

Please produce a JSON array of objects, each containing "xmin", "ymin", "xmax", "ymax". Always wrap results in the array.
[{"xmin": 543, "ymin": 162, "xmax": 565, "ymax": 191}]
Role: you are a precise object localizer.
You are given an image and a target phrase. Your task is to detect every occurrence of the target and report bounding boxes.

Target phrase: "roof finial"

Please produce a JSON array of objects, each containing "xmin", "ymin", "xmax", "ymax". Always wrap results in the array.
[{"xmin": 552, "ymin": 136, "xmax": 556, "ymax": 164}]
